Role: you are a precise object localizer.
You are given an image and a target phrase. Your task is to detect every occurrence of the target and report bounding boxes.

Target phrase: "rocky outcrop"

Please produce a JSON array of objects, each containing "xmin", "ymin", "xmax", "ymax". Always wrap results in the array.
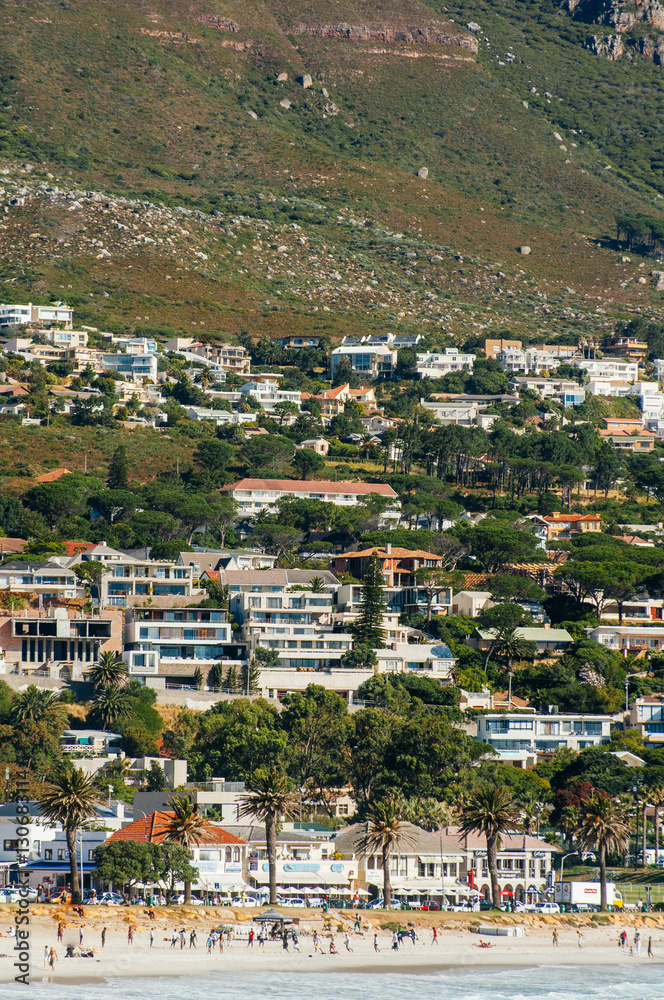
[
  {"xmin": 290, "ymin": 22, "xmax": 478, "ymax": 53},
  {"xmin": 564, "ymin": 0, "xmax": 664, "ymax": 30},
  {"xmin": 584, "ymin": 32, "xmax": 625, "ymax": 56}
]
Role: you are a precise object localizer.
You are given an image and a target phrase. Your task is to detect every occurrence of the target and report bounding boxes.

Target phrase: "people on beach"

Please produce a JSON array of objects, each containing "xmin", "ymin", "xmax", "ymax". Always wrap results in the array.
[
  {"xmin": 291, "ymin": 930, "xmax": 300, "ymax": 953},
  {"xmin": 648, "ymin": 936, "xmax": 654, "ymax": 959},
  {"xmin": 392, "ymin": 931, "xmax": 399, "ymax": 951},
  {"xmin": 101, "ymin": 927, "xmax": 106, "ymax": 949},
  {"xmin": 432, "ymin": 927, "xmax": 438, "ymax": 945},
  {"xmin": 552, "ymin": 929, "xmax": 558, "ymax": 948},
  {"xmin": 207, "ymin": 934, "xmax": 213, "ymax": 954},
  {"xmin": 577, "ymin": 930, "xmax": 583, "ymax": 949},
  {"xmin": 374, "ymin": 933, "xmax": 380, "ymax": 953},
  {"xmin": 329, "ymin": 937, "xmax": 338, "ymax": 954},
  {"xmin": 48, "ymin": 947, "xmax": 57, "ymax": 970},
  {"xmin": 179, "ymin": 928, "xmax": 186, "ymax": 950},
  {"xmin": 248, "ymin": 928, "xmax": 255, "ymax": 947},
  {"xmin": 634, "ymin": 931, "xmax": 641, "ymax": 956},
  {"xmin": 43, "ymin": 945, "xmax": 49, "ymax": 968},
  {"xmin": 171, "ymin": 929, "xmax": 177, "ymax": 948},
  {"xmin": 344, "ymin": 932, "xmax": 353, "ymax": 953},
  {"xmin": 475, "ymin": 940, "xmax": 494, "ymax": 949},
  {"xmin": 150, "ymin": 928, "xmax": 154, "ymax": 948},
  {"xmin": 189, "ymin": 929, "xmax": 197, "ymax": 949},
  {"xmin": 313, "ymin": 930, "xmax": 322, "ymax": 953},
  {"xmin": 354, "ymin": 915, "xmax": 362, "ymax": 932},
  {"xmin": 79, "ymin": 927, "xmax": 84, "ymax": 946},
  {"xmin": 56, "ymin": 923, "xmax": 63, "ymax": 943},
  {"xmin": 282, "ymin": 931, "xmax": 289, "ymax": 952},
  {"xmin": 128, "ymin": 926, "xmax": 134, "ymax": 946},
  {"xmin": 620, "ymin": 930, "xmax": 627, "ymax": 948}
]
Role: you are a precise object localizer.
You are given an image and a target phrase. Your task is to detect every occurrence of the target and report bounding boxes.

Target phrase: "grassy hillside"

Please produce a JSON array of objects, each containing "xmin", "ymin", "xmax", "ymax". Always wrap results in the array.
[{"xmin": 0, "ymin": 0, "xmax": 663, "ymax": 347}]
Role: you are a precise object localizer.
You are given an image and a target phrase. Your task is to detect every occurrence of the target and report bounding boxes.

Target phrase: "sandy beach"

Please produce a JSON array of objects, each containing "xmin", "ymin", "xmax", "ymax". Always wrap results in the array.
[{"xmin": 1, "ymin": 904, "xmax": 664, "ymax": 985}]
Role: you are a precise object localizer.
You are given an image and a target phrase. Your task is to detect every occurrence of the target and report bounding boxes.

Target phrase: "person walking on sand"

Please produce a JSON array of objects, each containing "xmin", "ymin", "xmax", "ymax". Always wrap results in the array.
[
  {"xmin": 621, "ymin": 930, "xmax": 627, "ymax": 948},
  {"xmin": 79, "ymin": 927, "xmax": 84, "ymax": 946},
  {"xmin": 207, "ymin": 934, "xmax": 213, "ymax": 954},
  {"xmin": 392, "ymin": 931, "xmax": 399, "ymax": 951},
  {"xmin": 190, "ymin": 929, "xmax": 197, "ymax": 949},
  {"xmin": 552, "ymin": 929, "xmax": 558, "ymax": 948},
  {"xmin": 648, "ymin": 936, "xmax": 654, "ymax": 959},
  {"xmin": 282, "ymin": 930, "xmax": 289, "ymax": 953},
  {"xmin": 634, "ymin": 931, "xmax": 641, "ymax": 956},
  {"xmin": 313, "ymin": 929, "xmax": 322, "ymax": 953},
  {"xmin": 374, "ymin": 933, "xmax": 380, "ymax": 953},
  {"xmin": 48, "ymin": 947, "xmax": 57, "ymax": 971},
  {"xmin": 577, "ymin": 930, "xmax": 583, "ymax": 949},
  {"xmin": 150, "ymin": 928, "xmax": 154, "ymax": 949},
  {"xmin": 43, "ymin": 945, "xmax": 49, "ymax": 968},
  {"xmin": 432, "ymin": 926, "xmax": 438, "ymax": 946},
  {"xmin": 101, "ymin": 927, "xmax": 106, "ymax": 949},
  {"xmin": 128, "ymin": 926, "xmax": 134, "ymax": 946},
  {"xmin": 56, "ymin": 923, "xmax": 63, "ymax": 943},
  {"xmin": 180, "ymin": 928, "xmax": 186, "ymax": 950},
  {"xmin": 354, "ymin": 914, "xmax": 361, "ymax": 932},
  {"xmin": 344, "ymin": 932, "xmax": 353, "ymax": 953},
  {"xmin": 171, "ymin": 929, "xmax": 177, "ymax": 949},
  {"xmin": 248, "ymin": 928, "xmax": 255, "ymax": 947}
]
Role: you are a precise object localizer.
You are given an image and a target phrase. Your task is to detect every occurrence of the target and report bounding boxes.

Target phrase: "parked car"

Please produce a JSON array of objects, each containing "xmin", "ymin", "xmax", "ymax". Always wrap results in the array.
[
  {"xmin": 45, "ymin": 889, "xmax": 71, "ymax": 904},
  {"xmin": 304, "ymin": 897, "xmax": 325, "ymax": 908},
  {"xmin": 90, "ymin": 892, "xmax": 124, "ymax": 905},
  {"xmin": 535, "ymin": 902, "xmax": 560, "ymax": 915},
  {"xmin": 479, "ymin": 899, "xmax": 494, "ymax": 911},
  {"xmin": 277, "ymin": 897, "xmax": 306, "ymax": 908},
  {"xmin": 229, "ymin": 896, "xmax": 262, "ymax": 907}
]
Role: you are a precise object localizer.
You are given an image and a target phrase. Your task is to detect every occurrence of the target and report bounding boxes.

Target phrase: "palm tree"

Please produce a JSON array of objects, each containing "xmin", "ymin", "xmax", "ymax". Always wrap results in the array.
[
  {"xmin": 165, "ymin": 795, "xmax": 208, "ymax": 904},
  {"xmin": 356, "ymin": 797, "xmax": 413, "ymax": 907},
  {"xmin": 86, "ymin": 651, "xmax": 129, "ymax": 691},
  {"xmin": 38, "ymin": 767, "xmax": 98, "ymax": 903},
  {"xmin": 459, "ymin": 786, "xmax": 520, "ymax": 908},
  {"xmin": 650, "ymin": 786, "xmax": 664, "ymax": 864},
  {"xmin": 90, "ymin": 686, "xmax": 132, "ymax": 730},
  {"xmin": 575, "ymin": 793, "xmax": 630, "ymax": 911},
  {"xmin": 238, "ymin": 768, "xmax": 299, "ymax": 904},
  {"xmin": 485, "ymin": 628, "xmax": 533, "ymax": 672},
  {"xmin": 9, "ymin": 685, "xmax": 63, "ymax": 724},
  {"xmin": 309, "ymin": 577, "xmax": 325, "ymax": 594},
  {"xmin": 401, "ymin": 796, "xmax": 455, "ymax": 832}
]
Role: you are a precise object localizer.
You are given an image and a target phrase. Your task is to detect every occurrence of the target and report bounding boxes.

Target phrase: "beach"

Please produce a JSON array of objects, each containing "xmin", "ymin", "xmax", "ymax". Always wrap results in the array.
[{"xmin": 1, "ymin": 905, "xmax": 663, "ymax": 985}]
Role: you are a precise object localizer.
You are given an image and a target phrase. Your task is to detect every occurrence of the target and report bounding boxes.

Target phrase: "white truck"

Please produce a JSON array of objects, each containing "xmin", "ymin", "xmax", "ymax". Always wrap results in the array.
[{"xmin": 553, "ymin": 880, "xmax": 623, "ymax": 911}]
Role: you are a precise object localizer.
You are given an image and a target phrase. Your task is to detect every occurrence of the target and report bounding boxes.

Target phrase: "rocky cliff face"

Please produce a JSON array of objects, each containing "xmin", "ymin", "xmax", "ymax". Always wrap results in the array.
[
  {"xmin": 290, "ymin": 21, "xmax": 478, "ymax": 53},
  {"xmin": 564, "ymin": 0, "xmax": 664, "ymax": 62}
]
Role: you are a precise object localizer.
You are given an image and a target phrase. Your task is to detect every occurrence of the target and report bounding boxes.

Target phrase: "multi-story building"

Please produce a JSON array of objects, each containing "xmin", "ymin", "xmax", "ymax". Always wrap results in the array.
[
  {"xmin": 69, "ymin": 543, "xmax": 200, "ymax": 607},
  {"xmin": 627, "ymin": 695, "xmax": 664, "ymax": 743},
  {"xmin": 239, "ymin": 381, "xmax": 301, "ymax": 414},
  {"xmin": 589, "ymin": 624, "xmax": 664, "ymax": 652},
  {"xmin": 123, "ymin": 606, "xmax": 245, "ymax": 686},
  {"xmin": 330, "ymin": 340, "xmax": 397, "ymax": 379},
  {"xmin": 220, "ymin": 479, "xmax": 399, "ymax": 518},
  {"xmin": 536, "ymin": 513, "xmax": 602, "ymax": 541},
  {"xmin": 0, "ymin": 302, "xmax": 74, "ymax": 330},
  {"xmin": 163, "ymin": 338, "xmax": 250, "ymax": 375},
  {"xmin": 420, "ymin": 398, "xmax": 498, "ymax": 430},
  {"xmin": 476, "ymin": 711, "xmax": 613, "ymax": 755},
  {"xmin": 572, "ymin": 358, "xmax": 639, "ymax": 381},
  {"xmin": 44, "ymin": 329, "xmax": 89, "ymax": 349},
  {"xmin": 186, "ymin": 406, "xmax": 257, "ymax": 427},
  {"xmin": 600, "ymin": 335, "xmax": 648, "ymax": 362},
  {"xmin": 101, "ymin": 353, "xmax": 158, "ymax": 382},
  {"xmin": 226, "ymin": 569, "xmax": 338, "ymax": 628},
  {"xmin": 415, "ymin": 348, "xmax": 475, "ymax": 378},
  {"xmin": 331, "ymin": 544, "xmax": 453, "ymax": 589},
  {"xmin": 2, "ymin": 606, "xmax": 123, "ymax": 680},
  {"xmin": 599, "ymin": 418, "xmax": 656, "ymax": 452},
  {"xmin": 336, "ymin": 581, "xmax": 453, "ymax": 619},
  {"xmin": 134, "ymin": 778, "xmax": 244, "ymax": 825},
  {"xmin": 467, "ymin": 626, "xmax": 573, "ymax": 654},
  {"xmin": 0, "ymin": 560, "xmax": 83, "ymax": 602},
  {"xmin": 271, "ymin": 334, "xmax": 321, "ymax": 349}
]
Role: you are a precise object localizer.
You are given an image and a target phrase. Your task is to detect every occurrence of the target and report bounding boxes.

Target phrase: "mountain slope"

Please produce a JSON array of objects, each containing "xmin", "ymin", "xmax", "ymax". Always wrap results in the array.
[{"xmin": 0, "ymin": 0, "xmax": 663, "ymax": 343}]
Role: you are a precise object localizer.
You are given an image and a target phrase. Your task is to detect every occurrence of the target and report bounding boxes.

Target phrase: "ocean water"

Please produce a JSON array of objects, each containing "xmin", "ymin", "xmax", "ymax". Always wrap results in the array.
[{"xmin": 2, "ymin": 968, "xmax": 664, "ymax": 1000}]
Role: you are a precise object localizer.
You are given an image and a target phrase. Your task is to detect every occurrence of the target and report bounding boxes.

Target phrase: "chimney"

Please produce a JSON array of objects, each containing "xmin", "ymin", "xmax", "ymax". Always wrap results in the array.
[{"xmin": 385, "ymin": 543, "xmax": 391, "ymax": 555}]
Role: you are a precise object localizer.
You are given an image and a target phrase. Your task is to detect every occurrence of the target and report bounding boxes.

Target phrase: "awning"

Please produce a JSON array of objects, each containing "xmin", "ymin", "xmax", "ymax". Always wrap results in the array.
[{"xmin": 417, "ymin": 855, "xmax": 439, "ymax": 863}]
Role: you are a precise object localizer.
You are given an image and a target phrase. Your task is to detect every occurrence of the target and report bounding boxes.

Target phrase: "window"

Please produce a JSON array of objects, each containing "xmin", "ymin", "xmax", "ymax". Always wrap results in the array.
[
  {"xmin": 367, "ymin": 856, "xmax": 374, "ymax": 870},
  {"xmin": 233, "ymin": 848, "xmax": 240, "ymax": 863},
  {"xmin": 338, "ymin": 804, "xmax": 349, "ymax": 816},
  {"xmin": 88, "ymin": 849, "xmax": 95, "ymax": 861},
  {"xmin": 58, "ymin": 849, "xmax": 67, "ymax": 861},
  {"xmin": 44, "ymin": 849, "xmax": 52, "ymax": 860},
  {"xmin": 3, "ymin": 839, "xmax": 18, "ymax": 851}
]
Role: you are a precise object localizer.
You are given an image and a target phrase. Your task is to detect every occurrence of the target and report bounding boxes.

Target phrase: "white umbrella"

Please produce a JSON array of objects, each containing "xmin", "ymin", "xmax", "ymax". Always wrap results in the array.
[
  {"xmin": 355, "ymin": 888, "xmax": 370, "ymax": 895},
  {"xmin": 255, "ymin": 887, "xmax": 270, "ymax": 896}
]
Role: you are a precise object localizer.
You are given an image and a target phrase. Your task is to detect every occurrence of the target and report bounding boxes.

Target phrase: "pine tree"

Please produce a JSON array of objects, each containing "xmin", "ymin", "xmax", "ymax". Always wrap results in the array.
[
  {"xmin": 107, "ymin": 446, "xmax": 129, "ymax": 489},
  {"xmin": 225, "ymin": 665, "xmax": 240, "ymax": 693},
  {"xmin": 351, "ymin": 553, "xmax": 387, "ymax": 648},
  {"xmin": 193, "ymin": 667, "xmax": 204, "ymax": 690},
  {"xmin": 208, "ymin": 663, "xmax": 224, "ymax": 692},
  {"xmin": 243, "ymin": 659, "xmax": 261, "ymax": 695}
]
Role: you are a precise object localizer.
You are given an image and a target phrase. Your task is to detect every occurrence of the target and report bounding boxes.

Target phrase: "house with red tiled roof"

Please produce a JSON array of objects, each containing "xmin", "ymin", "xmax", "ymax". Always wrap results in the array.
[
  {"xmin": 61, "ymin": 541, "xmax": 95, "ymax": 557},
  {"xmin": 109, "ymin": 810, "xmax": 246, "ymax": 846},
  {"xmin": 108, "ymin": 811, "xmax": 249, "ymax": 895},
  {"xmin": 540, "ymin": 513, "xmax": 602, "ymax": 541},
  {"xmin": 331, "ymin": 543, "xmax": 449, "ymax": 588},
  {"xmin": 221, "ymin": 478, "xmax": 399, "ymax": 519},
  {"xmin": 34, "ymin": 467, "xmax": 72, "ymax": 483}
]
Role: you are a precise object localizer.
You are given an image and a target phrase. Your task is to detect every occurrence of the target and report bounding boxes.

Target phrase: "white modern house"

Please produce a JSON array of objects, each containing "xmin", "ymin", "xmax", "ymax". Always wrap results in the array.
[
  {"xmin": 330, "ymin": 338, "xmax": 398, "ymax": 379},
  {"xmin": 589, "ymin": 624, "xmax": 664, "ymax": 651},
  {"xmin": 572, "ymin": 358, "xmax": 639, "ymax": 381},
  {"xmin": 476, "ymin": 711, "xmax": 613, "ymax": 754},
  {"xmin": 0, "ymin": 302, "xmax": 74, "ymax": 330},
  {"xmin": 101, "ymin": 353, "xmax": 158, "ymax": 382},
  {"xmin": 415, "ymin": 348, "xmax": 475, "ymax": 378}
]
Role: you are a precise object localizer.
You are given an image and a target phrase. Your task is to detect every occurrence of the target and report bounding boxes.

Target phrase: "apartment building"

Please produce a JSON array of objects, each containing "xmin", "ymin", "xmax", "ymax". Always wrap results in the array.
[
  {"xmin": 477, "ymin": 711, "xmax": 613, "ymax": 754},
  {"xmin": 0, "ymin": 302, "xmax": 74, "ymax": 330},
  {"xmin": 415, "ymin": 348, "xmax": 475, "ymax": 378},
  {"xmin": 599, "ymin": 418, "xmax": 656, "ymax": 452},
  {"xmin": 336, "ymin": 581, "xmax": 453, "ymax": 618},
  {"xmin": 468, "ymin": 627, "xmax": 573, "ymax": 653},
  {"xmin": 45, "ymin": 329, "xmax": 89, "ymax": 349},
  {"xmin": 123, "ymin": 606, "xmax": 245, "ymax": 685},
  {"xmin": 496, "ymin": 347, "xmax": 566, "ymax": 374},
  {"xmin": 101, "ymin": 353, "xmax": 158, "ymax": 382},
  {"xmin": 600, "ymin": 335, "xmax": 648, "ymax": 361},
  {"xmin": 572, "ymin": 358, "xmax": 639, "ymax": 381},
  {"xmin": 1, "ymin": 606, "xmax": 123, "ymax": 680},
  {"xmin": 163, "ymin": 338, "xmax": 250, "ymax": 375},
  {"xmin": 69, "ymin": 543, "xmax": 199, "ymax": 607},
  {"xmin": 226, "ymin": 569, "xmax": 338, "ymax": 627},
  {"xmin": 220, "ymin": 479, "xmax": 399, "ymax": 517}
]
